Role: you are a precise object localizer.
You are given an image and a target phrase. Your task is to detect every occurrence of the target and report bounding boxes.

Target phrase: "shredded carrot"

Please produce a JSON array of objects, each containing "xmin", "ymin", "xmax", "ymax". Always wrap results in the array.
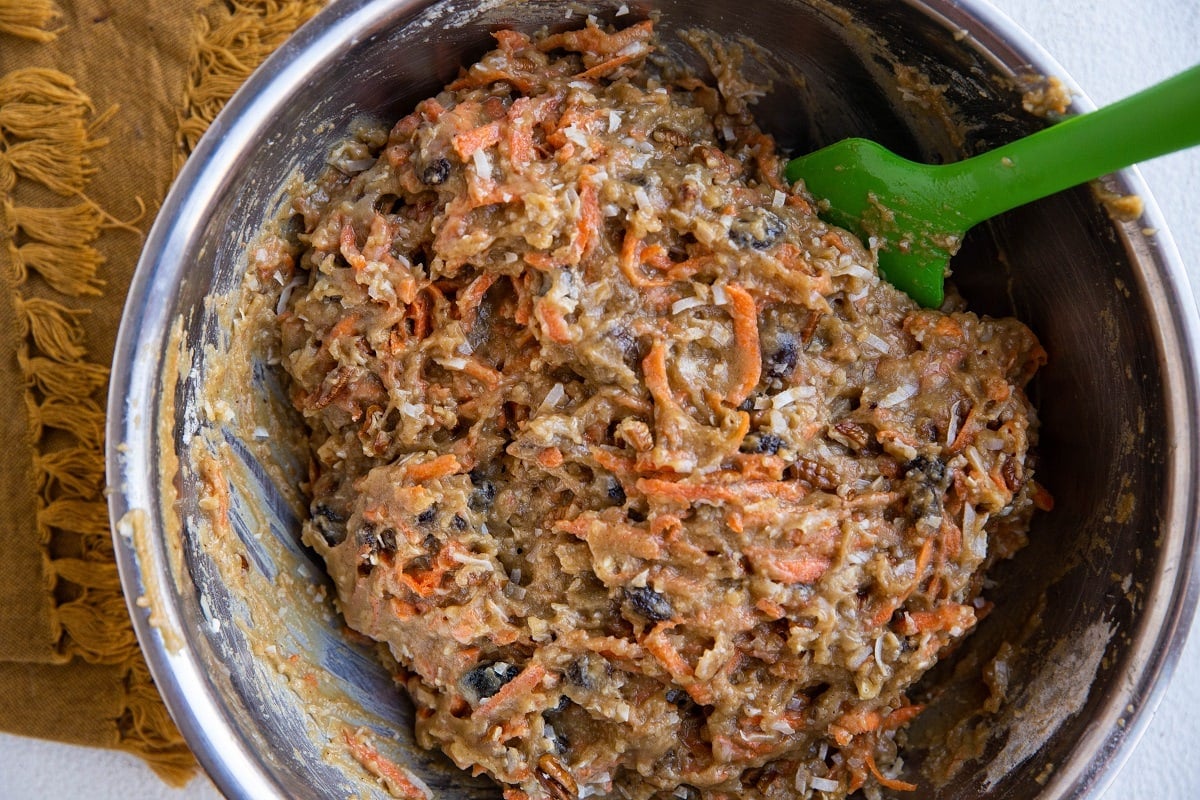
[
  {"xmin": 474, "ymin": 663, "xmax": 550, "ymax": 718},
  {"xmin": 899, "ymin": 603, "xmax": 976, "ymax": 635},
  {"xmin": 664, "ymin": 254, "xmax": 713, "ymax": 282},
  {"xmin": 576, "ymin": 52, "xmax": 638, "ymax": 80},
  {"xmin": 399, "ymin": 541, "xmax": 465, "ymax": 598},
  {"xmin": 643, "ymin": 631, "xmax": 712, "ymax": 705},
  {"xmin": 785, "ymin": 193, "xmax": 813, "ymax": 213},
  {"xmin": 453, "ymin": 121, "xmax": 502, "ymax": 161},
  {"xmin": 948, "ymin": 404, "xmax": 978, "ymax": 453},
  {"xmin": 755, "ymin": 597, "xmax": 785, "ymax": 619},
  {"xmin": 343, "ymin": 729, "xmax": 431, "ymax": 800},
  {"xmin": 636, "ymin": 476, "xmax": 810, "ymax": 506},
  {"xmin": 882, "ymin": 704, "xmax": 924, "ymax": 731},
  {"xmin": 457, "ymin": 272, "xmax": 498, "ymax": 328},
  {"xmin": 415, "ymin": 97, "xmax": 446, "ymax": 122},
  {"xmin": 744, "ymin": 546, "xmax": 830, "ymax": 584},
  {"xmin": 512, "ymin": 273, "xmax": 533, "ymax": 326},
  {"xmin": 641, "ymin": 340, "xmax": 675, "ymax": 408},
  {"xmin": 572, "ymin": 175, "xmax": 601, "ymax": 263},
  {"xmin": 538, "ymin": 19, "xmax": 654, "ymax": 56},
  {"xmin": 836, "ymin": 707, "xmax": 882, "ymax": 736},
  {"xmin": 534, "ymin": 298, "xmax": 573, "ymax": 344},
  {"xmin": 555, "ymin": 515, "xmax": 663, "ymax": 561},
  {"xmin": 460, "ymin": 356, "xmax": 503, "ymax": 389},
  {"xmin": 619, "ymin": 230, "xmax": 673, "ymax": 288},
  {"xmin": 933, "ymin": 315, "xmax": 964, "ymax": 339},
  {"xmin": 940, "ymin": 515, "xmax": 963, "ymax": 560},
  {"xmin": 324, "ymin": 311, "xmax": 362, "ymax": 345},
  {"xmin": 537, "ymin": 446, "xmax": 565, "ymax": 469},
  {"xmin": 649, "ymin": 513, "xmax": 682, "ymax": 539},
  {"xmin": 871, "ymin": 537, "xmax": 934, "ymax": 626},
  {"xmin": 340, "ymin": 220, "xmax": 366, "ymax": 270},
  {"xmin": 748, "ymin": 133, "xmax": 787, "ymax": 192},
  {"xmin": 640, "ymin": 244, "xmax": 673, "ymax": 272},
  {"xmin": 1031, "ymin": 481, "xmax": 1055, "ymax": 511},
  {"xmin": 448, "ymin": 67, "xmax": 534, "ymax": 94},
  {"xmin": 492, "ymin": 28, "xmax": 533, "ymax": 52},
  {"xmin": 723, "ymin": 283, "xmax": 761, "ymax": 407},
  {"xmin": 506, "ymin": 97, "xmax": 535, "ymax": 171},
  {"xmin": 865, "ymin": 749, "xmax": 918, "ymax": 792},
  {"xmin": 389, "ymin": 597, "xmax": 419, "ymax": 621},
  {"xmin": 821, "ymin": 231, "xmax": 852, "ymax": 254},
  {"xmin": 403, "ymin": 453, "xmax": 462, "ymax": 483},
  {"xmin": 590, "ymin": 447, "xmax": 637, "ymax": 476},
  {"xmin": 732, "ymin": 453, "xmax": 787, "ymax": 480}
]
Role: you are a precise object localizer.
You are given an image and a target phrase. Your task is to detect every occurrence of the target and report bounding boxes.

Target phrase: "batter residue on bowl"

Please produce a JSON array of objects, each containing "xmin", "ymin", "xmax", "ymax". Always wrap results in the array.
[{"xmin": 256, "ymin": 18, "xmax": 1049, "ymax": 800}]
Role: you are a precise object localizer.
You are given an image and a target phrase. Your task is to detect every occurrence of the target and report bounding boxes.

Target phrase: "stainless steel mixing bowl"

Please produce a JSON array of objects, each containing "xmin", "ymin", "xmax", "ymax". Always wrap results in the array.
[{"xmin": 106, "ymin": 0, "xmax": 1200, "ymax": 798}]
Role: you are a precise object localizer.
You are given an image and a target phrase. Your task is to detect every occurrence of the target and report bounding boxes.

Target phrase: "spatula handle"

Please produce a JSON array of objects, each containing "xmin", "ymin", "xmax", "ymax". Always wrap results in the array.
[{"xmin": 948, "ymin": 62, "xmax": 1200, "ymax": 226}]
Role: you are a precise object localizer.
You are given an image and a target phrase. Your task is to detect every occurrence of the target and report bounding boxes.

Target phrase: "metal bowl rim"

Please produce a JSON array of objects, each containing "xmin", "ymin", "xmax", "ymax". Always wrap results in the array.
[{"xmin": 105, "ymin": 0, "xmax": 1200, "ymax": 797}]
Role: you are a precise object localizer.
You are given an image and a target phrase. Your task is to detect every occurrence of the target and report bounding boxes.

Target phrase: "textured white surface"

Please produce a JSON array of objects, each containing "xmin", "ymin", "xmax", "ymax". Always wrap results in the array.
[{"xmin": 2, "ymin": 1, "xmax": 1197, "ymax": 798}]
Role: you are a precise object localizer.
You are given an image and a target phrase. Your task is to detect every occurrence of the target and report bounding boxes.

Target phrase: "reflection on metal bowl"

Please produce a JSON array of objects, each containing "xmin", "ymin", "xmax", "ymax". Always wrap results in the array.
[{"xmin": 106, "ymin": 1, "xmax": 1200, "ymax": 798}]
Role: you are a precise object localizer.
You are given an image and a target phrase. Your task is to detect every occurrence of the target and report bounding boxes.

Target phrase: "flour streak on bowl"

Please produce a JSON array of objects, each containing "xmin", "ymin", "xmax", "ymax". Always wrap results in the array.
[{"xmin": 107, "ymin": 1, "xmax": 1200, "ymax": 798}]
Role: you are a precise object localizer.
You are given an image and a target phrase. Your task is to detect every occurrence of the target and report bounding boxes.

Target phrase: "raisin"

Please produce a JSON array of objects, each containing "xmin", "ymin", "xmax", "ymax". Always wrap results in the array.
[
  {"xmin": 462, "ymin": 662, "xmax": 521, "ymax": 701},
  {"xmin": 748, "ymin": 433, "xmax": 784, "ymax": 455},
  {"xmin": 613, "ymin": 327, "xmax": 641, "ymax": 367},
  {"xmin": 728, "ymin": 209, "xmax": 784, "ymax": 250},
  {"xmin": 452, "ymin": 513, "xmax": 468, "ymax": 531},
  {"xmin": 421, "ymin": 157, "xmax": 451, "ymax": 185},
  {"xmin": 904, "ymin": 455, "xmax": 946, "ymax": 484},
  {"xmin": 1002, "ymin": 455, "xmax": 1024, "ymax": 492},
  {"xmin": 311, "ymin": 502, "xmax": 347, "ymax": 545},
  {"xmin": 469, "ymin": 470, "xmax": 497, "ymax": 511},
  {"xmin": 665, "ymin": 688, "xmax": 690, "ymax": 707},
  {"xmin": 626, "ymin": 586, "xmax": 675, "ymax": 622},
  {"xmin": 766, "ymin": 334, "xmax": 799, "ymax": 379},
  {"xmin": 607, "ymin": 478, "xmax": 627, "ymax": 505},
  {"xmin": 543, "ymin": 719, "xmax": 571, "ymax": 755},
  {"xmin": 565, "ymin": 657, "xmax": 594, "ymax": 689},
  {"xmin": 356, "ymin": 524, "xmax": 397, "ymax": 555}
]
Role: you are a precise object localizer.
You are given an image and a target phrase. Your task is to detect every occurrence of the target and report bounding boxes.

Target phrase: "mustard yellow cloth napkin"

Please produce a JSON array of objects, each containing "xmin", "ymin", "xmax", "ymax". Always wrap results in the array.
[{"xmin": 0, "ymin": 0, "xmax": 321, "ymax": 783}]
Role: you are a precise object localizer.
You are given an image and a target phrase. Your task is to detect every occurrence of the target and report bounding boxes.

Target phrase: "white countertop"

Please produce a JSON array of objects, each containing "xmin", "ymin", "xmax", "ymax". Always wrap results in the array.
[{"xmin": 2, "ymin": 0, "xmax": 1196, "ymax": 797}]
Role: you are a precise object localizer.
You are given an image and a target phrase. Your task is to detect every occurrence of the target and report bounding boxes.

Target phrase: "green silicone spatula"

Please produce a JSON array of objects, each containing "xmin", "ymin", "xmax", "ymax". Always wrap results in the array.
[{"xmin": 784, "ymin": 63, "xmax": 1200, "ymax": 308}]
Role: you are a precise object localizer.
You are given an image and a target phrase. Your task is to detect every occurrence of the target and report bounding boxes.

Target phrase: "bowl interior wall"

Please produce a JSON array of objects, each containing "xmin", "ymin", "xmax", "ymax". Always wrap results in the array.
[{"xmin": 136, "ymin": 0, "xmax": 1178, "ymax": 797}]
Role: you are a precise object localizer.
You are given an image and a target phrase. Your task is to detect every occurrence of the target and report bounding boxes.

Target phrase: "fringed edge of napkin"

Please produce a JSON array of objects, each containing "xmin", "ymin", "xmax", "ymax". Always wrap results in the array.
[
  {"xmin": 1, "ymin": 0, "xmax": 324, "ymax": 786},
  {"xmin": 0, "ymin": 0, "xmax": 61, "ymax": 43},
  {"xmin": 176, "ymin": 0, "xmax": 327, "ymax": 170},
  {"xmin": 0, "ymin": 1, "xmax": 195, "ymax": 785}
]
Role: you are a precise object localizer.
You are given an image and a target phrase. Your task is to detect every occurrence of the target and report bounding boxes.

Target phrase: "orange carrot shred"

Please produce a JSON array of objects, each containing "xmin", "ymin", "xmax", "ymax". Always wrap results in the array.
[
  {"xmin": 343, "ymin": 730, "xmax": 431, "ymax": 800},
  {"xmin": 535, "ymin": 298, "xmax": 573, "ymax": 344},
  {"xmin": 474, "ymin": 663, "xmax": 549, "ymax": 718},
  {"xmin": 865, "ymin": 749, "xmax": 918, "ymax": 792},
  {"xmin": 575, "ymin": 52, "xmax": 638, "ymax": 80},
  {"xmin": 537, "ymin": 447, "xmax": 565, "ymax": 469},
  {"xmin": 403, "ymin": 453, "xmax": 462, "ymax": 483},
  {"xmin": 723, "ymin": 283, "xmax": 761, "ymax": 406},
  {"xmin": 453, "ymin": 121, "xmax": 502, "ymax": 161}
]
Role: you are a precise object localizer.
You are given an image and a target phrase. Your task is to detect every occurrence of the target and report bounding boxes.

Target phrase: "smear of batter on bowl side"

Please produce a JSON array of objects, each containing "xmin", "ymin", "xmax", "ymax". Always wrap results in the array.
[{"xmin": 249, "ymin": 18, "xmax": 1050, "ymax": 800}]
